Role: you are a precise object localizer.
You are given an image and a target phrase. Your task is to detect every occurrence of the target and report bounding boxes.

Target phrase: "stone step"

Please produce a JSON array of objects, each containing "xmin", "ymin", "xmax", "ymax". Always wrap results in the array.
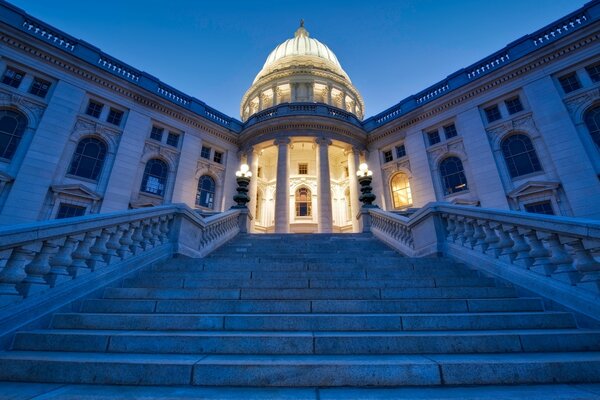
[
  {"xmin": 13, "ymin": 329, "xmax": 600, "ymax": 355},
  {"xmin": 49, "ymin": 312, "xmax": 576, "ymax": 331},
  {"xmin": 3, "ymin": 352, "xmax": 596, "ymax": 386},
  {"xmin": 80, "ymin": 297, "xmax": 544, "ymax": 314}
]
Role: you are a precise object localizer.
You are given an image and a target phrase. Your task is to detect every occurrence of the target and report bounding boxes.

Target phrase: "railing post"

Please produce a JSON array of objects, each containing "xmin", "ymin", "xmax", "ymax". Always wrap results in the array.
[
  {"xmin": 20, "ymin": 239, "xmax": 59, "ymax": 296},
  {"xmin": 0, "ymin": 245, "xmax": 35, "ymax": 306}
]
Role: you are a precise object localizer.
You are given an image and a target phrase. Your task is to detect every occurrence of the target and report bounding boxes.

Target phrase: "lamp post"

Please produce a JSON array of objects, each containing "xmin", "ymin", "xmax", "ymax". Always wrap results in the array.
[
  {"xmin": 356, "ymin": 163, "xmax": 377, "ymax": 208},
  {"xmin": 233, "ymin": 164, "xmax": 252, "ymax": 208}
]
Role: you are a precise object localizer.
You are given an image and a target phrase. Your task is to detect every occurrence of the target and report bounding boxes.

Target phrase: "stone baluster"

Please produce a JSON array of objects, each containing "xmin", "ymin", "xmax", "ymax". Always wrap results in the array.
[
  {"xmin": 151, "ymin": 218, "xmax": 163, "ymax": 244},
  {"xmin": 142, "ymin": 220, "xmax": 156, "ymax": 250},
  {"xmin": 117, "ymin": 224, "xmax": 134, "ymax": 259},
  {"xmin": 104, "ymin": 227, "xmax": 123, "ymax": 264},
  {"xmin": 460, "ymin": 218, "xmax": 475, "ymax": 249},
  {"xmin": 88, "ymin": 228, "xmax": 110, "ymax": 271},
  {"xmin": 496, "ymin": 224, "xmax": 516, "ymax": 263},
  {"xmin": 453, "ymin": 218, "xmax": 465, "ymax": 245},
  {"xmin": 472, "ymin": 220, "xmax": 487, "ymax": 252},
  {"xmin": 159, "ymin": 216, "xmax": 171, "ymax": 244},
  {"xmin": 567, "ymin": 239, "xmax": 600, "ymax": 292},
  {"xmin": 505, "ymin": 227, "xmax": 531, "ymax": 268},
  {"xmin": 528, "ymin": 232, "xmax": 560, "ymax": 276},
  {"xmin": 443, "ymin": 214, "xmax": 455, "ymax": 242},
  {"xmin": 70, "ymin": 231, "xmax": 98, "ymax": 278},
  {"xmin": 129, "ymin": 221, "xmax": 144, "ymax": 256},
  {"xmin": 542, "ymin": 233, "xmax": 577, "ymax": 282},
  {"xmin": 20, "ymin": 239, "xmax": 60, "ymax": 296},
  {"xmin": 48, "ymin": 235, "xmax": 81, "ymax": 286},
  {"xmin": 482, "ymin": 221, "xmax": 501, "ymax": 257},
  {"xmin": 519, "ymin": 229, "xmax": 548, "ymax": 271},
  {"xmin": 0, "ymin": 245, "xmax": 35, "ymax": 306}
]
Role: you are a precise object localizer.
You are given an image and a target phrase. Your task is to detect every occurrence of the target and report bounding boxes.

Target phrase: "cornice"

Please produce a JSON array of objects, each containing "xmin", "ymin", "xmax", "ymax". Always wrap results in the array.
[
  {"xmin": 0, "ymin": 29, "xmax": 239, "ymax": 145},
  {"xmin": 367, "ymin": 30, "xmax": 600, "ymax": 144}
]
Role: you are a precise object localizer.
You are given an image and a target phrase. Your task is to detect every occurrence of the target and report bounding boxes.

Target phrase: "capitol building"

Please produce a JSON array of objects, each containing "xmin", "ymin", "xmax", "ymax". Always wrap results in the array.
[{"xmin": 0, "ymin": 1, "xmax": 599, "ymax": 231}]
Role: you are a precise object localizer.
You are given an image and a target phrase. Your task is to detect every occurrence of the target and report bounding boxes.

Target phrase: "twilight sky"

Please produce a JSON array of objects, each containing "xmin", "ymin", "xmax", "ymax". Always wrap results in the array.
[{"xmin": 9, "ymin": 0, "xmax": 585, "ymax": 120}]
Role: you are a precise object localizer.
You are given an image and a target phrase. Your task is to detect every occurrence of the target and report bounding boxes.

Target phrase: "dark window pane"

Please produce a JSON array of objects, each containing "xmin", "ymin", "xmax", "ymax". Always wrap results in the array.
[
  {"xmin": 167, "ymin": 132, "xmax": 179, "ymax": 147},
  {"xmin": 29, "ymin": 78, "xmax": 50, "ymax": 98},
  {"xmin": 196, "ymin": 175, "xmax": 215, "ymax": 208},
  {"xmin": 67, "ymin": 137, "xmax": 107, "ymax": 181},
  {"xmin": 558, "ymin": 73, "xmax": 582, "ymax": 93},
  {"xmin": 201, "ymin": 146, "xmax": 211, "ymax": 159},
  {"xmin": 295, "ymin": 187, "xmax": 312, "ymax": 217},
  {"xmin": 140, "ymin": 159, "xmax": 168, "ymax": 197},
  {"xmin": 383, "ymin": 150, "xmax": 393, "ymax": 162},
  {"xmin": 298, "ymin": 163, "xmax": 308, "ymax": 174},
  {"xmin": 439, "ymin": 156, "xmax": 468, "ymax": 195},
  {"xmin": 501, "ymin": 134, "xmax": 542, "ymax": 178},
  {"xmin": 427, "ymin": 130, "xmax": 441, "ymax": 146},
  {"xmin": 86, "ymin": 100, "xmax": 103, "ymax": 118},
  {"xmin": 524, "ymin": 201, "xmax": 554, "ymax": 215},
  {"xmin": 395, "ymin": 144, "xmax": 406, "ymax": 158},
  {"xmin": 150, "ymin": 126, "xmax": 163, "ymax": 141},
  {"xmin": 0, "ymin": 109, "xmax": 27, "ymax": 160},
  {"xmin": 485, "ymin": 105, "xmax": 501, "ymax": 123},
  {"xmin": 1, "ymin": 68, "xmax": 25, "ymax": 88},
  {"xmin": 586, "ymin": 63, "xmax": 600, "ymax": 83},
  {"xmin": 443, "ymin": 124, "xmax": 458, "ymax": 139},
  {"xmin": 213, "ymin": 151, "xmax": 223, "ymax": 164},
  {"xmin": 106, "ymin": 108, "xmax": 123, "ymax": 125},
  {"xmin": 584, "ymin": 105, "xmax": 600, "ymax": 148},
  {"xmin": 505, "ymin": 97, "xmax": 524, "ymax": 115},
  {"xmin": 56, "ymin": 203, "xmax": 86, "ymax": 219}
]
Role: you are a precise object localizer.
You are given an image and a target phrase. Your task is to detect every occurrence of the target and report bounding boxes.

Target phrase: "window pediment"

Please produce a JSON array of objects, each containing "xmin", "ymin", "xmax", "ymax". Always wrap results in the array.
[
  {"xmin": 507, "ymin": 181, "xmax": 560, "ymax": 199},
  {"xmin": 51, "ymin": 184, "xmax": 102, "ymax": 201}
]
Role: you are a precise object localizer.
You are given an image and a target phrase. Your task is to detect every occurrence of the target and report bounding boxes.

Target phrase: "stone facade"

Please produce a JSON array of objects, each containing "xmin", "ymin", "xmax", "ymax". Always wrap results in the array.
[{"xmin": 0, "ymin": 1, "xmax": 599, "ymax": 231}]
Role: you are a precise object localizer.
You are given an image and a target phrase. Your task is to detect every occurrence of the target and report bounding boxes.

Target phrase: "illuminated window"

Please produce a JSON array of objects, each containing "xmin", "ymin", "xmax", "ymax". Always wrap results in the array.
[
  {"xmin": 295, "ymin": 187, "xmax": 311, "ymax": 217},
  {"xmin": 298, "ymin": 163, "xmax": 308, "ymax": 174},
  {"xmin": 440, "ymin": 156, "xmax": 468, "ymax": 195},
  {"xmin": 390, "ymin": 172, "xmax": 412, "ymax": 209},
  {"xmin": 501, "ymin": 134, "xmax": 542, "ymax": 178},
  {"xmin": 140, "ymin": 159, "xmax": 168, "ymax": 197},
  {"xmin": 196, "ymin": 175, "xmax": 215, "ymax": 208}
]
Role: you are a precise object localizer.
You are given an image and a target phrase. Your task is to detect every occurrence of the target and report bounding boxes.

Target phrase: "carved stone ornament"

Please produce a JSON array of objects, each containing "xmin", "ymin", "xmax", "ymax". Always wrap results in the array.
[
  {"xmin": 143, "ymin": 141, "xmax": 180, "ymax": 167},
  {"xmin": 0, "ymin": 88, "xmax": 46, "ymax": 126},
  {"xmin": 196, "ymin": 159, "xmax": 225, "ymax": 181},
  {"xmin": 564, "ymin": 88, "xmax": 600, "ymax": 117}
]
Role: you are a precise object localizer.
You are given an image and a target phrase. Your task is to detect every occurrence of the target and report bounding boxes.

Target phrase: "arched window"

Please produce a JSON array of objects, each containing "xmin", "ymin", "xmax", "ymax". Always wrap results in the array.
[
  {"xmin": 390, "ymin": 172, "xmax": 412, "ymax": 209},
  {"xmin": 584, "ymin": 105, "xmax": 600, "ymax": 148},
  {"xmin": 140, "ymin": 158, "xmax": 168, "ymax": 197},
  {"xmin": 0, "ymin": 109, "xmax": 27, "ymax": 160},
  {"xmin": 196, "ymin": 175, "xmax": 215, "ymax": 208},
  {"xmin": 439, "ymin": 156, "xmax": 468, "ymax": 195},
  {"xmin": 295, "ymin": 187, "xmax": 311, "ymax": 217},
  {"xmin": 501, "ymin": 134, "xmax": 542, "ymax": 178},
  {"xmin": 67, "ymin": 137, "xmax": 107, "ymax": 181}
]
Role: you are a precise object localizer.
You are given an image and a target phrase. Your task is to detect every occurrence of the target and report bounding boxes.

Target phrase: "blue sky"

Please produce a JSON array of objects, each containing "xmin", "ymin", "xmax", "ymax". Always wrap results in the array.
[{"xmin": 10, "ymin": 0, "xmax": 585, "ymax": 119}]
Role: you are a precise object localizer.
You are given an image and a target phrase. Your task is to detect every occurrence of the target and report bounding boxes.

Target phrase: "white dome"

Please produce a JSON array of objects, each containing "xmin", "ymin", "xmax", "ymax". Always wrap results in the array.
[{"xmin": 253, "ymin": 23, "xmax": 350, "ymax": 84}]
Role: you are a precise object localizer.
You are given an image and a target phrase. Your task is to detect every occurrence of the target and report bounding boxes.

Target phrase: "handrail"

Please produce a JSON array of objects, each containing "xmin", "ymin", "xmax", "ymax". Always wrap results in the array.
[{"xmin": 0, "ymin": 204, "xmax": 243, "ymax": 308}]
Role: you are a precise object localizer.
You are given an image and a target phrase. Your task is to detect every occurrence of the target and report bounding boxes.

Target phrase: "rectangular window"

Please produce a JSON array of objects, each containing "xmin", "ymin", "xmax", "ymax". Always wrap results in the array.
[
  {"xmin": 505, "ymin": 97, "xmax": 524, "ymax": 115},
  {"xmin": 427, "ymin": 130, "xmax": 441, "ymax": 146},
  {"xmin": 383, "ymin": 150, "xmax": 393, "ymax": 163},
  {"xmin": 85, "ymin": 100, "xmax": 103, "ymax": 118},
  {"xmin": 257, "ymin": 167, "xmax": 262, "ymax": 178},
  {"xmin": 484, "ymin": 105, "xmax": 502, "ymax": 123},
  {"xmin": 524, "ymin": 201, "xmax": 554, "ymax": 215},
  {"xmin": 558, "ymin": 73, "xmax": 582, "ymax": 93},
  {"xmin": 298, "ymin": 163, "xmax": 308, "ymax": 174},
  {"xmin": 1, "ymin": 67, "xmax": 25, "ymax": 88},
  {"xmin": 29, "ymin": 77, "xmax": 50, "ymax": 98},
  {"xmin": 201, "ymin": 146, "xmax": 211, "ymax": 159},
  {"xmin": 166, "ymin": 132, "xmax": 180, "ymax": 147},
  {"xmin": 585, "ymin": 62, "xmax": 600, "ymax": 83},
  {"xmin": 106, "ymin": 108, "xmax": 123, "ymax": 125},
  {"xmin": 395, "ymin": 144, "xmax": 406, "ymax": 158},
  {"xmin": 213, "ymin": 151, "xmax": 223, "ymax": 164},
  {"xmin": 56, "ymin": 203, "xmax": 86, "ymax": 219},
  {"xmin": 150, "ymin": 126, "xmax": 163, "ymax": 141},
  {"xmin": 443, "ymin": 124, "xmax": 458, "ymax": 139}
]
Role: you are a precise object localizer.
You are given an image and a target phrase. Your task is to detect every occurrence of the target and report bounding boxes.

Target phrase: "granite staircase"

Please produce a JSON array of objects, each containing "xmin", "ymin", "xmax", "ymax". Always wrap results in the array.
[{"xmin": 1, "ymin": 233, "xmax": 600, "ymax": 387}]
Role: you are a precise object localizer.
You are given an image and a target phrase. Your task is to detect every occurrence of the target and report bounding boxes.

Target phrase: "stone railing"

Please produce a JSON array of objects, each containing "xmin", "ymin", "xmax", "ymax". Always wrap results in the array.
[
  {"xmin": 0, "ymin": 205, "xmax": 244, "ymax": 310},
  {"xmin": 243, "ymin": 102, "xmax": 363, "ymax": 129},
  {"xmin": 366, "ymin": 203, "xmax": 600, "ymax": 321}
]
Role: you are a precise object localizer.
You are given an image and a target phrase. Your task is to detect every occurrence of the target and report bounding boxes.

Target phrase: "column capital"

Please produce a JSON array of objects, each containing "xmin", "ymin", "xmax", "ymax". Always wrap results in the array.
[
  {"xmin": 273, "ymin": 138, "xmax": 291, "ymax": 146},
  {"xmin": 315, "ymin": 137, "xmax": 332, "ymax": 147},
  {"xmin": 344, "ymin": 146, "xmax": 361, "ymax": 156}
]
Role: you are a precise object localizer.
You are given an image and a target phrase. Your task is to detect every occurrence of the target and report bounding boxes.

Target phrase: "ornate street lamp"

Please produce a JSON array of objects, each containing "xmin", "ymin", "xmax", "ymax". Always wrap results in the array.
[
  {"xmin": 233, "ymin": 164, "xmax": 252, "ymax": 208},
  {"xmin": 356, "ymin": 163, "xmax": 377, "ymax": 207}
]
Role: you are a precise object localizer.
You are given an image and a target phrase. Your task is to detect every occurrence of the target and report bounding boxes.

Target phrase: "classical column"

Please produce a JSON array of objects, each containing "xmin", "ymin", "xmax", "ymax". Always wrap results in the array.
[
  {"xmin": 346, "ymin": 147, "xmax": 360, "ymax": 232},
  {"xmin": 274, "ymin": 138, "xmax": 291, "ymax": 233},
  {"xmin": 316, "ymin": 137, "xmax": 333, "ymax": 233},
  {"xmin": 327, "ymin": 84, "xmax": 333, "ymax": 105},
  {"xmin": 272, "ymin": 85, "xmax": 278, "ymax": 105},
  {"xmin": 245, "ymin": 147, "xmax": 259, "ymax": 230}
]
